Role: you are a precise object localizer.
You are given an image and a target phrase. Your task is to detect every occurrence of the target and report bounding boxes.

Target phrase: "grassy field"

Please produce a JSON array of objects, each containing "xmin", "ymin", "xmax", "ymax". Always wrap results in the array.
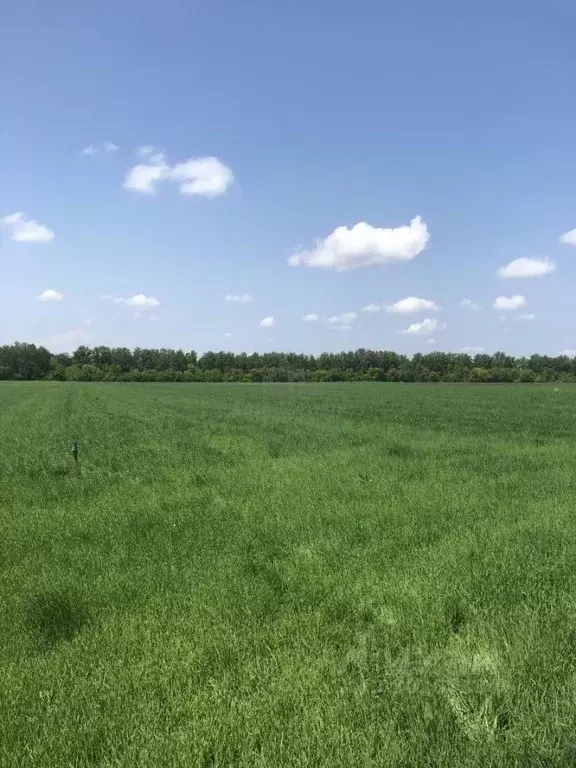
[{"xmin": 2, "ymin": 382, "xmax": 576, "ymax": 767}]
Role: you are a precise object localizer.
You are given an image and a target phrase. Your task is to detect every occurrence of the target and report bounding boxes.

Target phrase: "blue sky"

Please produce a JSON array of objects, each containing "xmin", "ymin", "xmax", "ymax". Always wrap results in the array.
[{"xmin": 2, "ymin": 0, "xmax": 576, "ymax": 356}]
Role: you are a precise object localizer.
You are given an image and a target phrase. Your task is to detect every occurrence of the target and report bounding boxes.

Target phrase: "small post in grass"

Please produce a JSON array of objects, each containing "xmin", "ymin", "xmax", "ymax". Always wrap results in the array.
[{"xmin": 71, "ymin": 440, "xmax": 78, "ymax": 464}]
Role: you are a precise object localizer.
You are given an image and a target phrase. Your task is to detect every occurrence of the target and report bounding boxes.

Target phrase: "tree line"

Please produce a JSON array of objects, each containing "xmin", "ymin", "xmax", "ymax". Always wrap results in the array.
[{"xmin": 1, "ymin": 342, "xmax": 575, "ymax": 382}]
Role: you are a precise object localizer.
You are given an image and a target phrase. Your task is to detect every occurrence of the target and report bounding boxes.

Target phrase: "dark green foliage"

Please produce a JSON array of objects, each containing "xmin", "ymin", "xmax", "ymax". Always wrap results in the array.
[{"xmin": 0, "ymin": 343, "xmax": 575, "ymax": 382}]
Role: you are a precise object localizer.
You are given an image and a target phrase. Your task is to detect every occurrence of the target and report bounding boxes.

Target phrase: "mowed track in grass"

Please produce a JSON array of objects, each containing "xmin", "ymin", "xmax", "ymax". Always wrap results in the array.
[{"xmin": 2, "ymin": 382, "xmax": 576, "ymax": 767}]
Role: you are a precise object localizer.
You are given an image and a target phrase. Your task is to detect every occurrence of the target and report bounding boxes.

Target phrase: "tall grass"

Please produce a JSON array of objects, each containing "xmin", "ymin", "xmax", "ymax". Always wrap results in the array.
[{"xmin": 1, "ymin": 382, "xmax": 576, "ymax": 766}]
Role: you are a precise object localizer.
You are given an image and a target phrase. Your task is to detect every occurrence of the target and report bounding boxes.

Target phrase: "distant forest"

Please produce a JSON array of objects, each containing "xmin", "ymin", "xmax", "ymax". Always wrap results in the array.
[{"xmin": 1, "ymin": 342, "xmax": 575, "ymax": 382}]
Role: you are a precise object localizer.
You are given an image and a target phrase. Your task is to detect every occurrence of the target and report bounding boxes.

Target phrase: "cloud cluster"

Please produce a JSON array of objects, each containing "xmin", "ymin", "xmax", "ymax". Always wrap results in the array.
[
  {"xmin": 81, "ymin": 142, "xmax": 119, "ymax": 156},
  {"xmin": 123, "ymin": 153, "xmax": 234, "ymax": 197},
  {"xmin": 497, "ymin": 257, "xmax": 555, "ymax": 278},
  {"xmin": 288, "ymin": 216, "xmax": 429, "ymax": 270},
  {"xmin": 493, "ymin": 295, "xmax": 526, "ymax": 310},
  {"xmin": 2, "ymin": 212, "xmax": 54, "ymax": 243},
  {"xmin": 225, "ymin": 293, "xmax": 253, "ymax": 303},
  {"xmin": 101, "ymin": 293, "xmax": 160, "ymax": 308}
]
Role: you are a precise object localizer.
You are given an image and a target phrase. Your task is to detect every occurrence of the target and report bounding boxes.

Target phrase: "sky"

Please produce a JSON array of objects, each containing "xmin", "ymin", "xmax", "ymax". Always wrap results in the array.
[{"xmin": 2, "ymin": 0, "xmax": 576, "ymax": 357}]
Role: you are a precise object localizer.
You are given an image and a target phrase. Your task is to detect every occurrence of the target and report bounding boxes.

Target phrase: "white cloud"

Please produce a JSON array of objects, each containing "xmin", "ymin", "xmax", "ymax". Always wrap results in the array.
[
  {"xmin": 171, "ymin": 157, "xmax": 234, "ymax": 197},
  {"xmin": 123, "ymin": 154, "xmax": 170, "ymax": 194},
  {"xmin": 559, "ymin": 228, "xmax": 576, "ymax": 246},
  {"xmin": 303, "ymin": 314, "xmax": 319, "ymax": 322},
  {"xmin": 148, "ymin": 314, "xmax": 160, "ymax": 321},
  {"xmin": 361, "ymin": 304, "xmax": 380, "ymax": 313},
  {"xmin": 83, "ymin": 318, "xmax": 93, "ymax": 327},
  {"xmin": 400, "ymin": 318, "xmax": 440, "ymax": 336},
  {"xmin": 101, "ymin": 293, "xmax": 160, "ymax": 308},
  {"xmin": 562, "ymin": 350, "xmax": 576, "ymax": 357},
  {"xmin": 288, "ymin": 215, "xmax": 429, "ymax": 270},
  {"xmin": 493, "ymin": 295, "xmax": 526, "ymax": 310},
  {"xmin": 385, "ymin": 296, "xmax": 439, "ymax": 314},
  {"xmin": 136, "ymin": 145, "xmax": 156, "ymax": 157},
  {"xmin": 81, "ymin": 141, "xmax": 119, "ymax": 156},
  {"xmin": 124, "ymin": 293, "xmax": 160, "ymax": 308},
  {"xmin": 327, "ymin": 312, "xmax": 357, "ymax": 325},
  {"xmin": 518, "ymin": 313, "xmax": 536, "ymax": 321},
  {"xmin": 134, "ymin": 312, "xmax": 142, "ymax": 319},
  {"xmin": 50, "ymin": 328, "xmax": 89, "ymax": 352},
  {"xmin": 462, "ymin": 346, "xmax": 485, "ymax": 353},
  {"xmin": 497, "ymin": 257, "xmax": 555, "ymax": 278},
  {"xmin": 259, "ymin": 316, "xmax": 276, "ymax": 328},
  {"xmin": 123, "ymin": 154, "xmax": 234, "ymax": 197},
  {"xmin": 426, "ymin": 338, "xmax": 436, "ymax": 345},
  {"xmin": 225, "ymin": 293, "xmax": 253, "ymax": 303},
  {"xmin": 2, "ymin": 212, "xmax": 54, "ymax": 242},
  {"xmin": 224, "ymin": 332, "xmax": 233, "ymax": 338},
  {"xmin": 38, "ymin": 289, "xmax": 64, "ymax": 302},
  {"xmin": 460, "ymin": 298, "xmax": 481, "ymax": 311}
]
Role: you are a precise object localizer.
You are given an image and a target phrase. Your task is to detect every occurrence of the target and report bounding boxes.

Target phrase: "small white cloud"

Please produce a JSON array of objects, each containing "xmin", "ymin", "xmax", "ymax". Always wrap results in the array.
[
  {"xmin": 288, "ymin": 215, "xmax": 429, "ymax": 270},
  {"xmin": 123, "ymin": 154, "xmax": 170, "ymax": 194},
  {"xmin": 559, "ymin": 228, "xmax": 576, "ymax": 246},
  {"xmin": 385, "ymin": 297, "xmax": 439, "ymax": 314},
  {"xmin": 497, "ymin": 257, "xmax": 555, "ymax": 278},
  {"xmin": 112, "ymin": 297, "xmax": 125, "ymax": 304},
  {"xmin": 400, "ymin": 318, "xmax": 440, "ymax": 336},
  {"xmin": 225, "ymin": 293, "xmax": 253, "ymax": 303},
  {"xmin": 123, "ymin": 154, "xmax": 234, "ymax": 197},
  {"xmin": 134, "ymin": 311, "xmax": 142, "ymax": 319},
  {"xmin": 136, "ymin": 145, "xmax": 156, "ymax": 157},
  {"xmin": 99, "ymin": 293, "xmax": 113, "ymax": 301},
  {"xmin": 124, "ymin": 293, "xmax": 160, "ymax": 308},
  {"xmin": 426, "ymin": 338, "xmax": 436, "ymax": 345},
  {"xmin": 562, "ymin": 349, "xmax": 576, "ymax": 357},
  {"xmin": 303, "ymin": 313, "xmax": 319, "ymax": 322},
  {"xmin": 518, "ymin": 313, "xmax": 536, "ymax": 321},
  {"xmin": 83, "ymin": 318, "xmax": 93, "ymax": 327},
  {"xmin": 460, "ymin": 298, "xmax": 481, "ymax": 311},
  {"xmin": 148, "ymin": 314, "xmax": 161, "ymax": 321},
  {"xmin": 493, "ymin": 295, "xmax": 526, "ymax": 310},
  {"xmin": 38, "ymin": 289, "xmax": 64, "ymax": 302},
  {"xmin": 361, "ymin": 304, "xmax": 380, "ymax": 313},
  {"xmin": 81, "ymin": 142, "xmax": 119, "ymax": 156},
  {"xmin": 327, "ymin": 312, "xmax": 358, "ymax": 325},
  {"xmin": 224, "ymin": 332, "xmax": 233, "ymax": 338},
  {"xmin": 462, "ymin": 346, "xmax": 485, "ymax": 353},
  {"xmin": 50, "ymin": 328, "xmax": 89, "ymax": 352},
  {"xmin": 2, "ymin": 212, "xmax": 54, "ymax": 242},
  {"xmin": 259, "ymin": 316, "xmax": 276, "ymax": 328},
  {"xmin": 171, "ymin": 156, "xmax": 234, "ymax": 197}
]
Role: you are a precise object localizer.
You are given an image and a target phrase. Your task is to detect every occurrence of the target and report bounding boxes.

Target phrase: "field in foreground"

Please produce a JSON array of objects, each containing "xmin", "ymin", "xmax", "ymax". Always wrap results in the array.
[{"xmin": 2, "ymin": 382, "xmax": 576, "ymax": 767}]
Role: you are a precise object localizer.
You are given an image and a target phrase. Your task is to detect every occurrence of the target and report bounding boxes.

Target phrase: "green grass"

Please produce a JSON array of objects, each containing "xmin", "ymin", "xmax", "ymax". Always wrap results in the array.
[{"xmin": 2, "ymin": 382, "xmax": 576, "ymax": 767}]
